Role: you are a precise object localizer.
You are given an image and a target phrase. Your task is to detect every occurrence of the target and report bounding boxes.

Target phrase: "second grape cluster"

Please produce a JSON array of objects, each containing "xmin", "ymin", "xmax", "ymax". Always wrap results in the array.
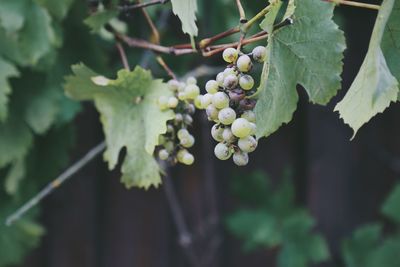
[{"xmin": 196, "ymin": 46, "xmax": 266, "ymax": 166}]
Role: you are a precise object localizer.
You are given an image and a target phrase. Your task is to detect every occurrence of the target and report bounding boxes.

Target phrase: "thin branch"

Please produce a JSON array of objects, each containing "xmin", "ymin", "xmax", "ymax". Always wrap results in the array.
[
  {"xmin": 156, "ymin": 56, "xmax": 177, "ymax": 80},
  {"xmin": 119, "ymin": 0, "xmax": 170, "ymax": 11},
  {"xmin": 140, "ymin": 6, "xmax": 161, "ymax": 44},
  {"xmin": 235, "ymin": 0, "xmax": 247, "ymax": 23},
  {"xmin": 6, "ymin": 142, "xmax": 106, "ymax": 226},
  {"xmin": 198, "ymin": 27, "xmax": 240, "ymax": 49},
  {"xmin": 323, "ymin": 0, "xmax": 380, "ymax": 10},
  {"xmin": 162, "ymin": 175, "xmax": 201, "ymax": 267},
  {"xmin": 116, "ymin": 42, "xmax": 130, "ymax": 70},
  {"xmin": 243, "ymin": 5, "xmax": 273, "ymax": 32}
]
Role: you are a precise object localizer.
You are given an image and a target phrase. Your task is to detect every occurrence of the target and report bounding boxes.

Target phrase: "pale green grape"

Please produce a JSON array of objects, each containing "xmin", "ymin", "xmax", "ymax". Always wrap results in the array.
[
  {"xmin": 212, "ymin": 92, "xmax": 229, "ymax": 109},
  {"xmin": 167, "ymin": 96, "xmax": 179, "ymax": 108},
  {"xmin": 238, "ymin": 136, "xmax": 257, "ymax": 153},
  {"xmin": 218, "ymin": 107, "xmax": 236, "ymax": 125},
  {"xmin": 175, "ymin": 113, "xmax": 183, "ymax": 123},
  {"xmin": 205, "ymin": 80, "xmax": 219, "ymax": 94},
  {"xmin": 216, "ymin": 72, "xmax": 225, "ymax": 86},
  {"xmin": 233, "ymin": 151, "xmax": 249, "ymax": 166},
  {"xmin": 222, "ymin": 127, "xmax": 236, "ymax": 143},
  {"xmin": 180, "ymin": 134, "xmax": 195, "ymax": 148},
  {"xmin": 177, "ymin": 149, "xmax": 188, "ymax": 162},
  {"xmin": 214, "ymin": 143, "xmax": 232, "ymax": 160},
  {"xmin": 223, "ymin": 67, "xmax": 236, "ymax": 78},
  {"xmin": 206, "ymin": 105, "xmax": 219, "ymax": 121},
  {"xmin": 177, "ymin": 128, "xmax": 189, "ymax": 139},
  {"xmin": 231, "ymin": 118, "xmax": 251, "ymax": 138},
  {"xmin": 164, "ymin": 141, "xmax": 174, "ymax": 152},
  {"xmin": 201, "ymin": 93, "xmax": 213, "ymax": 107},
  {"xmin": 241, "ymin": 110, "xmax": 256, "ymax": 123},
  {"xmin": 223, "ymin": 74, "xmax": 238, "ymax": 89},
  {"xmin": 186, "ymin": 76, "xmax": 197, "ymax": 85},
  {"xmin": 158, "ymin": 96, "xmax": 168, "ymax": 110},
  {"xmin": 184, "ymin": 114, "xmax": 193, "ymax": 125},
  {"xmin": 185, "ymin": 84, "xmax": 200, "ymax": 99},
  {"xmin": 239, "ymin": 75, "xmax": 254, "ymax": 90},
  {"xmin": 178, "ymin": 91, "xmax": 187, "ymax": 100},
  {"xmin": 167, "ymin": 80, "xmax": 180, "ymax": 91},
  {"xmin": 222, "ymin": 47, "xmax": 238, "ymax": 63},
  {"xmin": 236, "ymin": 55, "xmax": 252, "ymax": 72},
  {"xmin": 181, "ymin": 152, "xmax": 194, "ymax": 165},
  {"xmin": 158, "ymin": 149, "xmax": 169, "ymax": 160},
  {"xmin": 211, "ymin": 124, "xmax": 224, "ymax": 142},
  {"xmin": 249, "ymin": 122, "xmax": 257, "ymax": 135},
  {"xmin": 194, "ymin": 95, "xmax": 204, "ymax": 109},
  {"xmin": 252, "ymin": 46, "xmax": 267, "ymax": 62}
]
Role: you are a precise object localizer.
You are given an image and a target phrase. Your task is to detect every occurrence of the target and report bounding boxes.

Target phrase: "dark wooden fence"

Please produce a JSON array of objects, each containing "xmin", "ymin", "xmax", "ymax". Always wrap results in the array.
[{"xmin": 18, "ymin": 6, "xmax": 400, "ymax": 267}]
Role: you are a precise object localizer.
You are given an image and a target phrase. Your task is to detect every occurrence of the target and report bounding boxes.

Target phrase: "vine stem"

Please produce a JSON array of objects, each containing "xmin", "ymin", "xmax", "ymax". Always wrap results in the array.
[
  {"xmin": 116, "ymin": 42, "xmax": 130, "ymax": 71},
  {"xmin": 5, "ymin": 142, "xmax": 106, "ymax": 226},
  {"xmin": 119, "ymin": 0, "xmax": 170, "ymax": 11},
  {"xmin": 235, "ymin": 0, "xmax": 247, "ymax": 23},
  {"xmin": 324, "ymin": 0, "xmax": 380, "ymax": 10}
]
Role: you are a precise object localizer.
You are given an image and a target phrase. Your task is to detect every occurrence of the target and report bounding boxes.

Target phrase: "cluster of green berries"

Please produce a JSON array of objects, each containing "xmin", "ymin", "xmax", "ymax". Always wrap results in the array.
[
  {"xmin": 195, "ymin": 46, "xmax": 266, "ymax": 166},
  {"xmin": 157, "ymin": 77, "xmax": 199, "ymax": 165}
]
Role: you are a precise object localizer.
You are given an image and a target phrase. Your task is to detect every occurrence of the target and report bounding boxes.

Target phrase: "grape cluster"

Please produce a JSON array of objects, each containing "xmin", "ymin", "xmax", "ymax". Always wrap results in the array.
[
  {"xmin": 197, "ymin": 46, "xmax": 266, "ymax": 166},
  {"xmin": 157, "ymin": 77, "xmax": 199, "ymax": 165}
]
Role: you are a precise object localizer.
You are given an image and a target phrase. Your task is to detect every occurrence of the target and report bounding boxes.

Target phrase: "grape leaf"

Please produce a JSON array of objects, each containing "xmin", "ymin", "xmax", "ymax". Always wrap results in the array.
[
  {"xmin": 255, "ymin": 0, "xmax": 345, "ymax": 138},
  {"xmin": 35, "ymin": 0, "xmax": 75, "ymax": 20},
  {"xmin": 0, "ymin": 57, "xmax": 19, "ymax": 121},
  {"xmin": 171, "ymin": 0, "xmax": 198, "ymax": 37},
  {"xmin": 381, "ymin": 183, "xmax": 400, "ymax": 223},
  {"xmin": 334, "ymin": 0, "xmax": 398, "ymax": 137},
  {"xmin": 84, "ymin": 9, "xmax": 118, "ymax": 32},
  {"xmin": 0, "ymin": 0, "xmax": 27, "ymax": 33},
  {"xmin": 64, "ymin": 64, "xmax": 174, "ymax": 188}
]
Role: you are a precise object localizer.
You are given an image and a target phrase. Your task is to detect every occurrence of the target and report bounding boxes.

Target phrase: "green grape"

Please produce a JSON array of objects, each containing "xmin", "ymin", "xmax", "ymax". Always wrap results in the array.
[
  {"xmin": 180, "ymin": 134, "xmax": 195, "ymax": 148},
  {"xmin": 252, "ymin": 46, "xmax": 267, "ymax": 62},
  {"xmin": 181, "ymin": 152, "xmax": 194, "ymax": 165},
  {"xmin": 241, "ymin": 110, "xmax": 256, "ymax": 123},
  {"xmin": 211, "ymin": 124, "xmax": 224, "ymax": 142},
  {"xmin": 177, "ymin": 128, "xmax": 190, "ymax": 139},
  {"xmin": 238, "ymin": 136, "xmax": 257, "ymax": 153},
  {"xmin": 177, "ymin": 149, "xmax": 188, "ymax": 162},
  {"xmin": 178, "ymin": 91, "xmax": 187, "ymax": 100},
  {"xmin": 201, "ymin": 93, "xmax": 213, "ymax": 107},
  {"xmin": 158, "ymin": 96, "xmax": 169, "ymax": 110},
  {"xmin": 186, "ymin": 103, "xmax": 196, "ymax": 114},
  {"xmin": 236, "ymin": 55, "xmax": 252, "ymax": 72},
  {"xmin": 223, "ymin": 74, "xmax": 238, "ymax": 89},
  {"xmin": 194, "ymin": 95, "xmax": 204, "ymax": 109},
  {"xmin": 206, "ymin": 104, "xmax": 219, "ymax": 121},
  {"xmin": 158, "ymin": 149, "xmax": 169, "ymax": 160},
  {"xmin": 164, "ymin": 141, "xmax": 174, "ymax": 152},
  {"xmin": 168, "ymin": 80, "xmax": 180, "ymax": 91},
  {"xmin": 184, "ymin": 114, "xmax": 193, "ymax": 125},
  {"xmin": 175, "ymin": 113, "xmax": 183, "ymax": 123},
  {"xmin": 222, "ymin": 47, "xmax": 239, "ymax": 63},
  {"xmin": 239, "ymin": 75, "xmax": 254, "ymax": 90},
  {"xmin": 222, "ymin": 127, "xmax": 236, "ymax": 143},
  {"xmin": 233, "ymin": 151, "xmax": 249, "ymax": 166},
  {"xmin": 231, "ymin": 118, "xmax": 251, "ymax": 138},
  {"xmin": 168, "ymin": 96, "xmax": 179, "ymax": 108},
  {"xmin": 214, "ymin": 143, "xmax": 232, "ymax": 160},
  {"xmin": 216, "ymin": 72, "xmax": 225, "ymax": 86},
  {"xmin": 218, "ymin": 107, "xmax": 236, "ymax": 125},
  {"xmin": 223, "ymin": 67, "xmax": 236, "ymax": 78},
  {"xmin": 185, "ymin": 84, "xmax": 200, "ymax": 99},
  {"xmin": 186, "ymin": 76, "xmax": 197, "ymax": 85},
  {"xmin": 205, "ymin": 80, "xmax": 219, "ymax": 94},
  {"xmin": 249, "ymin": 122, "xmax": 257, "ymax": 135},
  {"xmin": 167, "ymin": 124, "xmax": 174, "ymax": 133},
  {"xmin": 212, "ymin": 92, "xmax": 229, "ymax": 109}
]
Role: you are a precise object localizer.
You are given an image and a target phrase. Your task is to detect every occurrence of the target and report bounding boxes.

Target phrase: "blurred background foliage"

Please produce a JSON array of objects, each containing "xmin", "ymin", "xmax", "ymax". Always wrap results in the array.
[{"xmin": 0, "ymin": 0, "xmax": 398, "ymax": 267}]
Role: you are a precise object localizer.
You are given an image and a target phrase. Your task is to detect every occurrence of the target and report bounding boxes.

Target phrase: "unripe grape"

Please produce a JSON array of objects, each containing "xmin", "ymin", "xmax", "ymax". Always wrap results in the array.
[
  {"xmin": 168, "ymin": 80, "xmax": 180, "ymax": 91},
  {"xmin": 177, "ymin": 128, "xmax": 189, "ymax": 140},
  {"xmin": 194, "ymin": 95, "xmax": 204, "ymax": 109},
  {"xmin": 158, "ymin": 149, "xmax": 169, "ymax": 160},
  {"xmin": 158, "ymin": 96, "xmax": 168, "ymax": 110},
  {"xmin": 184, "ymin": 114, "xmax": 193, "ymax": 125},
  {"xmin": 212, "ymin": 92, "xmax": 229, "ymax": 109},
  {"xmin": 222, "ymin": 47, "xmax": 239, "ymax": 63},
  {"xmin": 175, "ymin": 113, "xmax": 183, "ymax": 123},
  {"xmin": 238, "ymin": 136, "xmax": 257, "ymax": 153},
  {"xmin": 223, "ymin": 74, "xmax": 238, "ymax": 89},
  {"xmin": 168, "ymin": 96, "xmax": 179, "ymax": 108},
  {"xmin": 239, "ymin": 98, "xmax": 257, "ymax": 110},
  {"xmin": 218, "ymin": 107, "xmax": 236, "ymax": 125},
  {"xmin": 205, "ymin": 80, "xmax": 219, "ymax": 94},
  {"xmin": 180, "ymin": 135, "xmax": 195, "ymax": 148},
  {"xmin": 214, "ymin": 143, "xmax": 232, "ymax": 160},
  {"xmin": 177, "ymin": 149, "xmax": 188, "ymax": 162},
  {"xmin": 228, "ymin": 89, "xmax": 245, "ymax": 102},
  {"xmin": 201, "ymin": 93, "xmax": 213, "ymax": 107},
  {"xmin": 164, "ymin": 141, "xmax": 174, "ymax": 152},
  {"xmin": 252, "ymin": 46, "xmax": 267, "ymax": 62},
  {"xmin": 233, "ymin": 151, "xmax": 249, "ymax": 166},
  {"xmin": 241, "ymin": 110, "xmax": 256, "ymax": 123},
  {"xmin": 167, "ymin": 124, "xmax": 174, "ymax": 133},
  {"xmin": 178, "ymin": 82, "xmax": 186, "ymax": 92},
  {"xmin": 206, "ymin": 105, "xmax": 219, "ymax": 121},
  {"xmin": 186, "ymin": 103, "xmax": 196, "ymax": 114},
  {"xmin": 158, "ymin": 134, "xmax": 166, "ymax": 145},
  {"xmin": 249, "ymin": 122, "xmax": 257, "ymax": 135},
  {"xmin": 216, "ymin": 72, "xmax": 225, "ymax": 86},
  {"xmin": 231, "ymin": 118, "xmax": 251, "ymax": 138},
  {"xmin": 181, "ymin": 152, "xmax": 194, "ymax": 165},
  {"xmin": 211, "ymin": 124, "xmax": 224, "ymax": 142},
  {"xmin": 186, "ymin": 76, "xmax": 197, "ymax": 85},
  {"xmin": 222, "ymin": 127, "xmax": 236, "ymax": 143},
  {"xmin": 185, "ymin": 84, "xmax": 200, "ymax": 99},
  {"xmin": 178, "ymin": 91, "xmax": 187, "ymax": 100},
  {"xmin": 223, "ymin": 67, "xmax": 237, "ymax": 78},
  {"xmin": 236, "ymin": 55, "xmax": 252, "ymax": 72},
  {"xmin": 239, "ymin": 75, "xmax": 254, "ymax": 90}
]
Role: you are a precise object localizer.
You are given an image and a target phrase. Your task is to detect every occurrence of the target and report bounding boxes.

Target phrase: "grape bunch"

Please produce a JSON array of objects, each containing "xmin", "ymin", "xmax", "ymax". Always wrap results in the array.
[
  {"xmin": 157, "ymin": 77, "xmax": 199, "ymax": 165},
  {"xmin": 197, "ymin": 46, "xmax": 266, "ymax": 166}
]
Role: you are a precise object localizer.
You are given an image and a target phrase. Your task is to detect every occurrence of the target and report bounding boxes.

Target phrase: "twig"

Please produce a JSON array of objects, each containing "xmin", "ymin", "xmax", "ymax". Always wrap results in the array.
[
  {"xmin": 199, "ymin": 27, "xmax": 240, "ymax": 49},
  {"xmin": 235, "ymin": 0, "xmax": 247, "ymax": 23},
  {"xmin": 116, "ymin": 42, "xmax": 130, "ymax": 71},
  {"xmin": 119, "ymin": 0, "xmax": 170, "ymax": 11},
  {"xmin": 162, "ymin": 175, "xmax": 201, "ymax": 267},
  {"xmin": 6, "ymin": 142, "xmax": 106, "ymax": 226},
  {"xmin": 140, "ymin": 5, "xmax": 161, "ymax": 44},
  {"xmin": 243, "ymin": 5, "xmax": 273, "ymax": 32},
  {"xmin": 156, "ymin": 56, "xmax": 177, "ymax": 80},
  {"xmin": 324, "ymin": 0, "xmax": 380, "ymax": 10}
]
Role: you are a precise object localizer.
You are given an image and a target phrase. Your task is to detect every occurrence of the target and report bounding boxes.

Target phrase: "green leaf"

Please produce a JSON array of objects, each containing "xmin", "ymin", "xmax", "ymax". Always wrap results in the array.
[
  {"xmin": 334, "ymin": 0, "xmax": 398, "ymax": 138},
  {"xmin": 4, "ymin": 158, "xmax": 26, "ymax": 195},
  {"xmin": 34, "ymin": 0, "xmax": 75, "ymax": 20},
  {"xmin": 368, "ymin": 237, "xmax": 400, "ymax": 267},
  {"xmin": 65, "ymin": 64, "xmax": 174, "ymax": 189},
  {"xmin": 381, "ymin": 183, "xmax": 400, "ymax": 223},
  {"xmin": 171, "ymin": 0, "xmax": 198, "ymax": 37},
  {"xmin": 255, "ymin": 0, "xmax": 345, "ymax": 138},
  {"xmin": 0, "ymin": 0, "xmax": 27, "ymax": 33},
  {"xmin": 260, "ymin": 1, "xmax": 283, "ymax": 34},
  {"xmin": 84, "ymin": 9, "xmax": 118, "ymax": 32},
  {"xmin": 0, "ymin": 57, "xmax": 19, "ymax": 121},
  {"xmin": 341, "ymin": 224, "xmax": 382, "ymax": 267}
]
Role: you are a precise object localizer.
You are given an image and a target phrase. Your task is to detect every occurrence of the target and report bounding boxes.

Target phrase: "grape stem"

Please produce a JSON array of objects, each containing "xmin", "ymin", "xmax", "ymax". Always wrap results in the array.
[
  {"xmin": 116, "ymin": 42, "xmax": 130, "ymax": 71},
  {"xmin": 324, "ymin": 0, "xmax": 380, "ymax": 10},
  {"xmin": 235, "ymin": 0, "xmax": 247, "ymax": 23},
  {"xmin": 118, "ymin": 0, "xmax": 170, "ymax": 11}
]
